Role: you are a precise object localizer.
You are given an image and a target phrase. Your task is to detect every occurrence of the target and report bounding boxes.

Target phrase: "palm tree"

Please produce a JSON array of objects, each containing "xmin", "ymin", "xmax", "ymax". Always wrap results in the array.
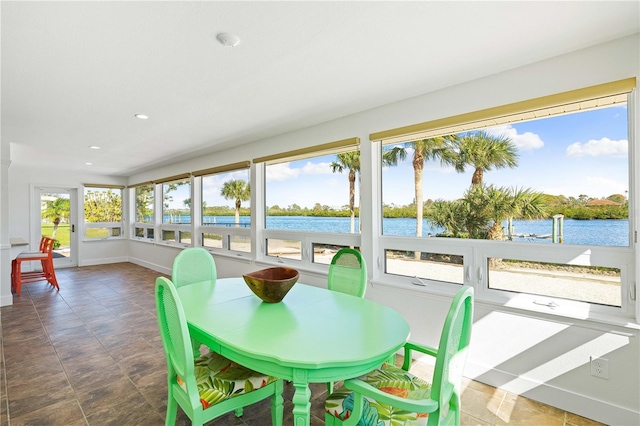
[
  {"xmin": 384, "ymin": 137, "xmax": 459, "ymax": 258},
  {"xmin": 331, "ymin": 149, "xmax": 407, "ymax": 234},
  {"xmin": 220, "ymin": 180, "xmax": 250, "ymax": 226},
  {"xmin": 42, "ymin": 196, "xmax": 70, "ymax": 239},
  {"xmin": 331, "ymin": 152, "xmax": 360, "ymax": 233},
  {"xmin": 427, "ymin": 184, "xmax": 547, "ymax": 241},
  {"xmin": 453, "ymin": 130, "xmax": 519, "ymax": 186}
]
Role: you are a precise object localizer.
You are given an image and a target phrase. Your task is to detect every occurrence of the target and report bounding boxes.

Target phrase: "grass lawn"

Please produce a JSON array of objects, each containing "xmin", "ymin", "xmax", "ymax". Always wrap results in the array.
[{"xmin": 40, "ymin": 224, "xmax": 70, "ymax": 247}]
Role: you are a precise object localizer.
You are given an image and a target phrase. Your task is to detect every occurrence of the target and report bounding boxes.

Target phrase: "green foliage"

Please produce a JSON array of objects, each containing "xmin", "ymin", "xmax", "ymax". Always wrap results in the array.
[
  {"xmin": 42, "ymin": 197, "xmax": 70, "ymax": 222},
  {"xmin": 135, "ymin": 184, "xmax": 154, "ymax": 222},
  {"xmin": 84, "ymin": 189, "xmax": 122, "ymax": 223},
  {"xmin": 425, "ymin": 185, "xmax": 548, "ymax": 240},
  {"xmin": 221, "ymin": 180, "xmax": 250, "ymax": 224},
  {"xmin": 41, "ymin": 224, "xmax": 69, "ymax": 247}
]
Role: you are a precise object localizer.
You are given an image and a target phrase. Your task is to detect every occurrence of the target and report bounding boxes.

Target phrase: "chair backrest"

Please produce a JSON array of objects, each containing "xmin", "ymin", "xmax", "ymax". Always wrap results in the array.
[
  {"xmin": 38, "ymin": 236, "xmax": 47, "ymax": 252},
  {"xmin": 431, "ymin": 285, "xmax": 474, "ymax": 421},
  {"xmin": 155, "ymin": 277, "xmax": 200, "ymax": 406},
  {"xmin": 327, "ymin": 248, "xmax": 367, "ymax": 298},
  {"xmin": 42, "ymin": 237, "xmax": 55, "ymax": 257},
  {"xmin": 172, "ymin": 247, "xmax": 217, "ymax": 287}
]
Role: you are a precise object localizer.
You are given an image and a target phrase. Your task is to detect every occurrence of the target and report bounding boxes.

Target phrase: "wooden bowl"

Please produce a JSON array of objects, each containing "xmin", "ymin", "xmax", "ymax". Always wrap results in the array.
[{"xmin": 242, "ymin": 267, "xmax": 299, "ymax": 303}]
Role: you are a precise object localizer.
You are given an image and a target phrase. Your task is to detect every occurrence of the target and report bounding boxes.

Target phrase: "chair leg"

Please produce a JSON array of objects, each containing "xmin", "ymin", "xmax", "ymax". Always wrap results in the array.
[
  {"xmin": 165, "ymin": 396, "xmax": 178, "ymax": 426},
  {"xmin": 327, "ymin": 381, "xmax": 334, "ymax": 395},
  {"xmin": 11, "ymin": 259, "xmax": 17, "ymax": 293},
  {"xmin": 12, "ymin": 260, "xmax": 21, "ymax": 296},
  {"xmin": 45, "ymin": 261, "xmax": 59, "ymax": 290}
]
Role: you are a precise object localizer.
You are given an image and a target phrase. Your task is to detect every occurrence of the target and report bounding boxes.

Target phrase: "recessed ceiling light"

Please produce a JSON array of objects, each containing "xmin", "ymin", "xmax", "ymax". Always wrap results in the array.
[
  {"xmin": 217, "ymin": 33, "xmax": 240, "ymax": 47},
  {"xmin": 89, "ymin": 146, "xmax": 101, "ymax": 150},
  {"xmin": 85, "ymin": 162, "xmax": 93, "ymax": 166},
  {"xmin": 135, "ymin": 114, "xmax": 149, "ymax": 120}
]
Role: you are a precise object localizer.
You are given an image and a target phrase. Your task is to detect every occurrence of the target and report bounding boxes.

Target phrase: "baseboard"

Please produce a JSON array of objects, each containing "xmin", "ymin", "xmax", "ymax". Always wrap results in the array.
[
  {"xmin": 128, "ymin": 256, "xmax": 171, "ymax": 276},
  {"xmin": 465, "ymin": 361, "xmax": 639, "ymax": 425},
  {"xmin": 79, "ymin": 256, "xmax": 128, "ymax": 267}
]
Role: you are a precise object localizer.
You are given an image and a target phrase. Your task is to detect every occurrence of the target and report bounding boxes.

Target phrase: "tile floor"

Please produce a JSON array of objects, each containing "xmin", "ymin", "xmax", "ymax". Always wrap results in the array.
[{"xmin": 0, "ymin": 262, "xmax": 605, "ymax": 426}]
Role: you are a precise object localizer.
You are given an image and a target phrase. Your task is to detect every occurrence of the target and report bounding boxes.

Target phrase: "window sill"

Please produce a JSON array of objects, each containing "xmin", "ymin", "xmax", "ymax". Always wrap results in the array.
[{"xmin": 82, "ymin": 237, "xmax": 126, "ymax": 242}]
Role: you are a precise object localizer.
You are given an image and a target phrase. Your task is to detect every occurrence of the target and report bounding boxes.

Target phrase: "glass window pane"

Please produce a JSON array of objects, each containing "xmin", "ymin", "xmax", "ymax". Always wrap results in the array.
[
  {"xmin": 203, "ymin": 233, "xmax": 223, "ymax": 249},
  {"xmin": 162, "ymin": 179, "xmax": 191, "ymax": 224},
  {"xmin": 202, "ymin": 169, "xmax": 251, "ymax": 227},
  {"xmin": 381, "ymin": 104, "xmax": 629, "ymax": 247},
  {"xmin": 488, "ymin": 258, "xmax": 621, "ymax": 307},
  {"xmin": 147, "ymin": 228, "xmax": 154, "ymax": 239},
  {"xmin": 311, "ymin": 243, "xmax": 359, "ymax": 265},
  {"xmin": 135, "ymin": 227, "xmax": 144, "ymax": 238},
  {"xmin": 85, "ymin": 228, "xmax": 110, "ymax": 239},
  {"xmin": 230, "ymin": 235, "xmax": 251, "ymax": 252},
  {"xmin": 84, "ymin": 188, "xmax": 122, "ymax": 223},
  {"xmin": 135, "ymin": 184, "xmax": 154, "ymax": 223},
  {"xmin": 179, "ymin": 231, "xmax": 191, "ymax": 244},
  {"xmin": 162, "ymin": 230, "xmax": 176, "ymax": 242},
  {"xmin": 266, "ymin": 238, "xmax": 301, "ymax": 260},
  {"xmin": 385, "ymin": 249, "xmax": 464, "ymax": 284},
  {"xmin": 265, "ymin": 151, "xmax": 361, "ymax": 234}
]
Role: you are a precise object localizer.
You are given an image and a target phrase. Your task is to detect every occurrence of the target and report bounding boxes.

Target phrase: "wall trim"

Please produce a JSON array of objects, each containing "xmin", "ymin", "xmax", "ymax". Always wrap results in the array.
[
  {"xmin": 128, "ymin": 256, "xmax": 170, "ymax": 277},
  {"xmin": 79, "ymin": 256, "xmax": 129, "ymax": 267}
]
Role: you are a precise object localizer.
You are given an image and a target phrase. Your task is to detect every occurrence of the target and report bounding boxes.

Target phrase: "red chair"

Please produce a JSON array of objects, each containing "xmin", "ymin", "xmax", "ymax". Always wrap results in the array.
[{"xmin": 11, "ymin": 237, "xmax": 60, "ymax": 296}]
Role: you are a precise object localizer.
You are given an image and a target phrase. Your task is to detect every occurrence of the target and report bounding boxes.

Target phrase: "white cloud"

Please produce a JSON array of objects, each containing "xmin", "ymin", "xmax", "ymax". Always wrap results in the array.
[
  {"xmin": 566, "ymin": 138, "xmax": 628, "ymax": 157},
  {"xmin": 540, "ymin": 175, "xmax": 626, "ymax": 198},
  {"xmin": 301, "ymin": 161, "xmax": 334, "ymax": 175},
  {"xmin": 486, "ymin": 125, "xmax": 544, "ymax": 150},
  {"xmin": 266, "ymin": 162, "xmax": 300, "ymax": 181}
]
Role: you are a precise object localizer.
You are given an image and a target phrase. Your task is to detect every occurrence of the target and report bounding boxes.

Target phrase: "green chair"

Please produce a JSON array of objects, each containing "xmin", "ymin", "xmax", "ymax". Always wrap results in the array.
[
  {"xmin": 328, "ymin": 248, "xmax": 367, "ymax": 298},
  {"xmin": 172, "ymin": 247, "xmax": 217, "ymax": 357},
  {"xmin": 327, "ymin": 248, "xmax": 367, "ymax": 394},
  {"xmin": 172, "ymin": 247, "xmax": 217, "ymax": 288},
  {"xmin": 325, "ymin": 286, "xmax": 474, "ymax": 426},
  {"xmin": 155, "ymin": 276, "xmax": 284, "ymax": 426}
]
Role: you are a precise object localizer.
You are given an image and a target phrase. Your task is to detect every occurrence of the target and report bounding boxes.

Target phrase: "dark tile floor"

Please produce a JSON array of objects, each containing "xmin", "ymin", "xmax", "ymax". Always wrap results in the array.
[{"xmin": 0, "ymin": 263, "xmax": 604, "ymax": 425}]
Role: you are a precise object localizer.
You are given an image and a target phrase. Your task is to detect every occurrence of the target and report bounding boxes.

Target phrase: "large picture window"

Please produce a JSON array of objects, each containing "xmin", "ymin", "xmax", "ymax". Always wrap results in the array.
[
  {"xmin": 255, "ymin": 138, "xmax": 362, "ymax": 266},
  {"xmin": 83, "ymin": 185, "xmax": 124, "ymax": 239},
  {"xmin": 195, "ymin": 162, "xmax": 251, "ymax": 254},
  {"xmin": 132, "ymin": 182, "xmax": 155, "ymax": 240},
  {"xmin": 158, "ymin": 174, "xmax": 191, "ymax": 245},
  {"xmin": 375, "ymin": 78, "xmax": 635, "ymax": 316}
]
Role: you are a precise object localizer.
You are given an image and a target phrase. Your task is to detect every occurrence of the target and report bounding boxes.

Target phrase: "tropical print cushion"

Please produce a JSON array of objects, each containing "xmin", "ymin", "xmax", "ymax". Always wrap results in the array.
[
  {"xmin": 177, "ymin": 351, "xmax": 278, "ymax": 409},
  {"xmin": 325, "ymin": 362, "xmax": 432, "ymax": 426}
]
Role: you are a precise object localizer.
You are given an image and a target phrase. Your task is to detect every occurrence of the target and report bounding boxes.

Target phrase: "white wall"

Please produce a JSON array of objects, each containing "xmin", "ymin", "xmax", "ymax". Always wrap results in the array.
[
  {"xmin": 5, "ymin": 164, "xmax": 129, "ymax": 271},
  {"xmin": 5, "ymin": 34, "xmax": 639, "ymax": 424}
]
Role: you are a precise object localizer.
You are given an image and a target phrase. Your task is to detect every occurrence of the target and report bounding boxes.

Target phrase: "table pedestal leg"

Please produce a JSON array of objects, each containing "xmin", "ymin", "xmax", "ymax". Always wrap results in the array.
[{"xmin": 292, "ymin": 369, "xmax": 311, "ymax": 426}]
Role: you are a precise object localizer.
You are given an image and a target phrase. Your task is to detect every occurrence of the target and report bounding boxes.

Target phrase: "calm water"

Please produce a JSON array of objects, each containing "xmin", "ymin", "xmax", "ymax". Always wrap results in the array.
[{"xmin": 191, "ymin": 215, "xmax": 630, "ymax": 247}]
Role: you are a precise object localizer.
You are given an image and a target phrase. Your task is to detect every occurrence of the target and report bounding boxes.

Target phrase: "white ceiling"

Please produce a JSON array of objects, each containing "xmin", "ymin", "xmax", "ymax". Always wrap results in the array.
[{"xmin": 2, "ymin": 1, "xmax": 639, "ymax": 177}]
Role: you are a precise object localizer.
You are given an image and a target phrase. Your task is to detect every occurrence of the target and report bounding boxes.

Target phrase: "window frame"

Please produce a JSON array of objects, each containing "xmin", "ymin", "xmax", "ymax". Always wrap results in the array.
[
  {"xmin": 195, "ymin": 161, "xmax": 253, "ymax": 258},
  {"xmin": 83, "ymin": 184, "xmax": 125, "ymax": 241},
  {"xmin": 157, "ymin": 174, "xmax": 192, "ymax": 248},
  {"xmin": 372, "ymin": 80, "xmax": 637, "ymax": 323},
  {"xmin": 130, "ymin": 182, "xmax": 155, "ymax": 243},
  {"xmin": 253, "ymin": 138, "xmax": 363, "ymax": 272}
]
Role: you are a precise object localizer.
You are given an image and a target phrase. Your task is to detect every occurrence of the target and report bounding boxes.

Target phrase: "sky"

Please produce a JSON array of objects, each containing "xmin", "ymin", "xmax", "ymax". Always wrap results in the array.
[{"xmin": 167, "ymin": 104, "xmax": 629, "ymax": 210}]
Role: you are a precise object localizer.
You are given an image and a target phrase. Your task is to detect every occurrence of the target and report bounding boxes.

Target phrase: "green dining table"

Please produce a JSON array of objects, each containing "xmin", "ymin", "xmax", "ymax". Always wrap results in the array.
[{"xmin": 176, "ymin": 277, "xmax": 410, "ymax": 426}]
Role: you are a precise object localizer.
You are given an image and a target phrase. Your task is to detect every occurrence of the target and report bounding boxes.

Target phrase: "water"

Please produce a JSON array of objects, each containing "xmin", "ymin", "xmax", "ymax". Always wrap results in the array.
[{"xmin": 168, "ymin": 215, "xmax": 630, "ymax": 247}]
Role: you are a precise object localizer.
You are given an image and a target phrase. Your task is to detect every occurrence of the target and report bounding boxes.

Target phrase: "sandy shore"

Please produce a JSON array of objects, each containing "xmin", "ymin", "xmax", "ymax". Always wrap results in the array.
[{"xmin": 276, "ymin": 247, "xmax": 621, "ymax": 307}]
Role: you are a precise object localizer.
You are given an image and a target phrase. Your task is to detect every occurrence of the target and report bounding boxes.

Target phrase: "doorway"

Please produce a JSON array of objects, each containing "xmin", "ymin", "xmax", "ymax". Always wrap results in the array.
[{"xmin": 34, "ymin": 186, "xmax": 78, "ymax": 268}]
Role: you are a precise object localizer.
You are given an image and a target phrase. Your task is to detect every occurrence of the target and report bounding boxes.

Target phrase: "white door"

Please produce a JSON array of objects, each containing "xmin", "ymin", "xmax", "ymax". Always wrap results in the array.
[{"xmin": 35, "ymin": 186, "xmax": 78, "ymax": 268}]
